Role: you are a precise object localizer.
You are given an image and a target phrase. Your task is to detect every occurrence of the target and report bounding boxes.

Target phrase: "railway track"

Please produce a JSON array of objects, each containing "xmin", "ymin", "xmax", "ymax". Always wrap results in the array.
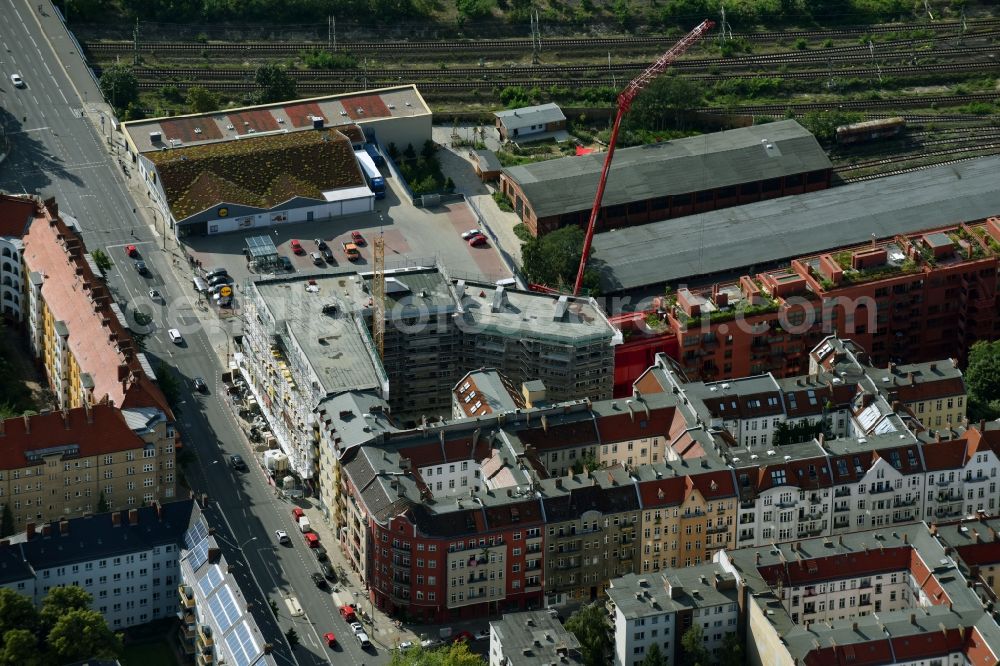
[
  {"xmin": 836, "ymin": 141, "xmax": 1000, "ymax": 172},
  {"xmin": 840, "ymin": 150, "xmax": 1000, "ymax": 182},
  {"xmin": 117, "ymin": 58, "xmax": 998, "ymax": 84},
  {"xmin": 82, "ymin": 19, "xmax": 1000, "ymax": 56}
]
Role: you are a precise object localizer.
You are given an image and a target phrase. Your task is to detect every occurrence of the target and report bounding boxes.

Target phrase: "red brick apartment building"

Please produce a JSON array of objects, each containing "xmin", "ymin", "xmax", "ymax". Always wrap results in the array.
[{"xmin": 613, "ymin": 216, "xmax": 1000, "ymax": 389}]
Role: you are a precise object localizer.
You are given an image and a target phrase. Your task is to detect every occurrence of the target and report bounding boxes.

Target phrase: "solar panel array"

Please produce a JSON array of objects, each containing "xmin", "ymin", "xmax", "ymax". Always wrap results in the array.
[
  {"xmin": 208, "ymin": 584, "xmax": 241, "ymax": 633},
  {"xmin": 197, "ymin": 564, "xmax": 224, "ymax": 597},
  {"xmin": 184, "ymin": 519, "xmax": 209, "ymax": 550},
  {"xmin": 223, "ymin": 620, "xmax": 262, "ymax": 666},
  {"xmin": 187, "ymin": 538, "xmax": 210, "ymax": 571}
]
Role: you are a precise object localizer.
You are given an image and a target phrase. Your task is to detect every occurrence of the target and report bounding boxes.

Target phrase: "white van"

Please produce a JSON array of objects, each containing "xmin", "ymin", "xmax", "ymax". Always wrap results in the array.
[
  {"xmin": 167, "ymin": 329, "xmax": 183, "ymax": 344},
  {"xmin": 495, "ymin": 278, "xmax": 517, "ymax": 289},
  {"xmin": 298, "ymin": 516, "xmax": 311, "ymax": 533},
  {"xmin": 356, "ymin": 631, "xmax": 371, "ymax": 649}
]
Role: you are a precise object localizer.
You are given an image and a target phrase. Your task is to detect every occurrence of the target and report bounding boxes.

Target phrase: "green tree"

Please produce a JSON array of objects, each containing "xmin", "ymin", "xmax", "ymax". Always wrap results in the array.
[
  {"xmin": 186, "ymin": 86, "xmax": 222, "ymax": 114},
  {"xmin": 90, "ymin": 249, "xmax": 113, "ymax": 273},
  {"xmin": 0, "ymin": 589, "xmax": 39, "ymax": 637},
  {"xmin": 254, "ymin": 64, "xmax": 297, "ymax": 104},
  {"xmin": 0, "ymin": 628, "xmax": 40, "ymax": 666},
  {"xmin": 155, "ymin": 362, "xmax": 181, "ymax": 408},
  {"xmin": 966, "ymin": 340, "xmax": 1000, "ymax": 421},
  {"xmin": 641, "ymin": 642, "xmax": 666, "ymax": 666},
  {"xmin": 455, "ymin": 0, "xmax": 494, "ymax": 21},
  {"xmin": 680, "ymin": 625, "xmax": 709, "ymax": 666},
  {"xmin": 123, "ymin": 101, "xmax": 146, "ymax": 121},
  {"xmin": 564, "ymin": 603, "xmax": 611, "ymax": 666},
  {"xmin": 629, "ymin": 76, "xmax": 704, "ymax": 131},
  {"xmin": 520, "ymin": 225, "xmax": 599, "ymax": 292},
  {"xmin": 41, "ymin": 586, "xmax": 93, "ymax": 630},
  {"xmin": 96, "ymin": 491, "xmax": 111, "ymax": 514},
  {"xmin": 46, "ymin": 609, "xmax": 123, "ymax": 662},
  {"xmin": 421, "ymin": 139, "xmax": 437, "ymax": 160},
  {"xmin": 716, "ymin": 631, "xmax": 744, "ymax": 666},
  {"xmin": 285, "ymin": 627, "xmax": 299, "ymax": 649},
  {"xmin": 798, "ymin": 110, "xmax": 863, "ymax": 144},
  {"xmin": 98, "ymin": 64, "xmax": 138, "ymax": 114},
  {"xmin": 0, "ymin": 504, "xmax": 13, "ymax": 539},
  {"xmin": 389, "ymin": 642, "xmax": 485, "ymax": 666}
]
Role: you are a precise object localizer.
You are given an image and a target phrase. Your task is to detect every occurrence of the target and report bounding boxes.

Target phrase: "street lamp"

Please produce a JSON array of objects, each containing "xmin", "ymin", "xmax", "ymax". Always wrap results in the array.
[{"xmin": 140, "ymin": 205, "xmax": 168, "ymax": 250}]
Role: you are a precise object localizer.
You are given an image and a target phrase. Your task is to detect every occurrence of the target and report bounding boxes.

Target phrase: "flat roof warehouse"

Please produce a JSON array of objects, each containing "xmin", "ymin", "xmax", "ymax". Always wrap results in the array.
[{"xmin": 593, "ymin": 156, "xmax": 1000, "ymax": 294}]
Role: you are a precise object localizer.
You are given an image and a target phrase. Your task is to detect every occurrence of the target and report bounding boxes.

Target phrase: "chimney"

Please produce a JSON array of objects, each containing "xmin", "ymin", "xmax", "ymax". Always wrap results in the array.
[
  {"xmin": 127, "ymin": 509, "xmax": 139, "ymax": 526},
  {"xmin": 154, "ymin": 502, "xmax": 163, "ymax": 521},
  {"xmin": 208, "ymin": 547, "xmax": 222, "ymax": 564},
  {"xmin": 59, "ymin": 519, "xmax": 69, "ymax": 536},
  {"xmin": 852, "ymin": 622, "xmax": 858, "ymax": 632},
  {"xmin": 910, "ymin": 614, "xmax": 917, "ymax": 625},
  {"xmin": 974, "ymin": 530, "xmax": 982, "ymax": 543},
  {"xmin": 112, "ymin": 511, "xmax": 121, "ymax": 527},
  {"xmin": 84, "ymin": 401, "xmax": 94, "ymax": 424},
  {"xmin": 42, "ymin": 524, "xmax": 52, "ymax": 538},
  {"xmin": 26, "ymin": 522, "xmax": 35, "ymax": 540},
  {"xmin": 22, "ymin": 414, "xmax": 29, "ymax": 434},
  {"xmin": 62, "ymin": 409, "xmax": 70, "ymax": 430}
]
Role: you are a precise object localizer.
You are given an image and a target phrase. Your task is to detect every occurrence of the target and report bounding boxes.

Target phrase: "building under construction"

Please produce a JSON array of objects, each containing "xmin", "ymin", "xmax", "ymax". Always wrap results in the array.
[{"xmin": 236, "ymin": 264, "xmax": 621, "ymax": 478}]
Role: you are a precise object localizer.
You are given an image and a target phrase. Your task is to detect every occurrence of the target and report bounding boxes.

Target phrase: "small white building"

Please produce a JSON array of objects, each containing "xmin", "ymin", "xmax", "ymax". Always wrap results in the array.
[
  {"xmin": 494, "ymin": 103, "xmax": 567, "ymax": 143},
  {"xmin": 607, "ymin": 563, "xmax": 739, "ymax": 666},
  {"xmin": 490, "ymin": 610, "xmax": 583, "ymax": 666}
]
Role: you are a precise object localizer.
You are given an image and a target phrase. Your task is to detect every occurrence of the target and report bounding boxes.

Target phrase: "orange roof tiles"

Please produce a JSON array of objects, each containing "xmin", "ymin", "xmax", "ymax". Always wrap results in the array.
[
  {"xmin": 283, "ymin": 102, "xmax": 325, "ymax": 128},
  {"xmin": 159, "ymin": 117, "xmax": 223, "ymax": 143},
  {"xmin": 343, "ymin": 95, "xmax": 390, "ymax": 120},
  {"xmin": 0, "ymin": 405, "xmax": 144, "ymax": 469},
  {"xmin": 227, "ymin": 109, "xmax": 280, "ymax": 135}
]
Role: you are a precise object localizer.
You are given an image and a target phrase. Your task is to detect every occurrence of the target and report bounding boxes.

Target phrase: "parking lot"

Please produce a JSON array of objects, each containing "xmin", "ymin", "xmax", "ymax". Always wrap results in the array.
[{"xmin": 181, "ymin": 172, "xmax": 513, "ymax": 302}]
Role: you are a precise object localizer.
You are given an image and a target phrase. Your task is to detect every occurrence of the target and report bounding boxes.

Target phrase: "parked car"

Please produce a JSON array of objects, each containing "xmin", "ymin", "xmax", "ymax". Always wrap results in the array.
[
  {"xmin": 398, "ymin": 641, "xmax": 414, "ymax": 651},
  {"xmin": 322, "ymin": 248, "xmax": 335, "ymax": 264},
  {"xmin": 452, "ymin": 631, "xmax": 474, "ymax": 644},
  {"xmin": 279, "ymin": 256, "xmax": 293, "ymax": 271},
  {"xmin": 339, "ymin": 606, "xmax": 357, "ymax": 622},
  {"xmin": 275, "ymin": 529, "xmax": 290, "ymax": 545},
  {"xmin": 315, "ymin": 239, "xmax": 329, "ymax": 251},
  {"xmin": 291, "ymin": 239, "xmax": 305, "ymax": 255},
  {"xmin": 323, "ymin": 632, "xmax": 337, "ymax": 648},
  {"xmin": 320, "ymin": 561, "xmax": 336, "ymax": 580},
  {"xmin": 126, "ymin": 244, "xmax": 139, "ymax": 257},
  {"xmin": 311, "ymin": 252, "xmax": 325, "ymax": 266},
  {"xmin": 304, "ymin": 532, "xmax": 320, "ymax": 548},
  {"xmin": 229, "ymin": 454, "xmax": 247, "ymax": 471},
  {"xmin": 10, "ymin": 73, "xmax": 24, "ymax": 88},
  {"xmin": 460, "ymin": 229, "xmax": 481, "ymax": 240},
  {"xmin": 420, "ymin": 639, "xmax": 440, "ymax": 649},
  {"xmin": 311, "ymin": 572, "xmax": 328, "ymax": 589},
  {"xmin": 193, "ymin": 377, "xmax": 208, "ymax": 393},
  {"xmin": 351, "ymin": 231, "xmax": 365, "ymax": 245},
  {"xmin": 314, "ymin": 544, "xmax": 329, "ymax": 562},
  {"xmin": 468, "ymin": 234, "xmax": 488, "ymax": 247},
  {"xmin": 208, "ymin": 274, "xmax": 233, "ymax": 288},
  {"xmin": 292, "ymin": 507, "xmax": 305, "ymax": 520},
  {"xmin": 205, "ymin": 267, "xmax": 228, "ymax": 280},
  {"xmin": 350, "ymin": 623, "xmax": 364, "ymax": 634},
  {"xmin": 356, "ymin": 631, "xmax": 371, "ymax": 649}
]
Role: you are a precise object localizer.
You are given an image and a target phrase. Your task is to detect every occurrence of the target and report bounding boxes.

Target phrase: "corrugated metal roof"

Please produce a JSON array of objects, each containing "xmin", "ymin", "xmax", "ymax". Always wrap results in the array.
[
  {"xmin": 594, "ymin": 156, "xmax": 1000, "ymax": 293},
  {"xmin": 503, "ymin": 120, "xmax": 830, "ymax": 219},
  {"xmin": 494, "ymin": 103, "xmax": 566, "ymax": 132}
]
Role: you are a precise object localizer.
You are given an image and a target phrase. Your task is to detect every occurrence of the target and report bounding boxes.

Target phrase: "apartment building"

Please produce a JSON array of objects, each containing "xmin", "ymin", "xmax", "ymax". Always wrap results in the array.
[
  {"xmin": 617, "ymin": 217, "xmax": 1000, "ymax": 385},
  {"xmin": 633, "ymin": 461, "xmax": 737, "ymax": 573},
  {"xmin": 719, "ymin": 523, "xmax": 1000, "ymax": 666},
  {"xmin": 933, "ymin": 515, "xmax": 1000, "ymax": 603},
  {"xmin": 607, "ymin": 563, "xmax": 740, "ymax": 666},
  {"xmin": 0, "ymin": 194, "xmax": 33, "ymax": 320},
  {"xmin": 452, "ymin": 369, "xmax": 527, "ymax": 419},
  {"xmin": 178, "ymin": 508, "xmax": 278, "ymax": 666},
  {"xmin": 239, "ymin": 265, "xmax": 620, "ymax": 481},
  {"xmin": 489, "ymin": 610, "xmax": 583, "ymax": 666},
  {"xmin": 539, "ymin": 466, "xmax": 640, "ymax": 606},
  {"xmin": 0, "ymin": 501, "xmax": 195, "ymax": 631},
  {"xmin": 0, "ymin": 405, "xmax": 176, "ymax": 528}
]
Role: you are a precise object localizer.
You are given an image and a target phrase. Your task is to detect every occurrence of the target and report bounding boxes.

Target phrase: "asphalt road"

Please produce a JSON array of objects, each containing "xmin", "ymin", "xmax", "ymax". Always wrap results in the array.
[{"xmin": 0, "ymin": 3, "xmax": 389, "ymax": 664}]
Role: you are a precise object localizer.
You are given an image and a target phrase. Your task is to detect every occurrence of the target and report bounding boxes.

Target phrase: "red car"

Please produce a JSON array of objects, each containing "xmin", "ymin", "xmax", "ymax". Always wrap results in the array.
[
  {"xmin": 304, "ymin": 532, "xmax": 320, "ymax": 548},
  {"xmin": 126, "ymin": 244, "xmax": 139, "ymax": 257},
  {"xmin": 452, "ymin": 631, "xmax": 474, "ymax": 644},
  {"xmin": 292, "ymin": 507, "xmax": 305, "ymax": 521},
  {"xmin": 339, "ymin": 606, "xmax": 357, "ymax": 622},
  {"xmin": 351, "ymin": 231, "xmax": 365, "ymax": 246},
  {"xmin": 291, "ymin": 239, "xmax": 305, "ymax": 255},
  {"xmin": 468, "ymin": 234, "xmax": 488, "ymax": 247},
  {"xmin": 323, "ymin": 632, "xmax": 337, "ymax": 647}
]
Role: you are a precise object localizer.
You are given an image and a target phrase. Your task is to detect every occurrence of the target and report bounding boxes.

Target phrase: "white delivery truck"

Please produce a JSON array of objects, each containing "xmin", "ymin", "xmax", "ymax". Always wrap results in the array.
[{"xmin": 298, "ymin": 516, "xmax": 311, "ymax": 533}]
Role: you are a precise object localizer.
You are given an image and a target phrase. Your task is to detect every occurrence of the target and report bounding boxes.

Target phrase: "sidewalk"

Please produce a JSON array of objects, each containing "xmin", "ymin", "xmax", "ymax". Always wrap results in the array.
[{"xmin": 295, "ymin": 500, "xmax": 420, "ymax": 650}]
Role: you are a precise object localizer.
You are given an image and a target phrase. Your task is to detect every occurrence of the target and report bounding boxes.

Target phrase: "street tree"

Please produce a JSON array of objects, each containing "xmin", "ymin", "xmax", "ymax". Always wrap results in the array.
[
  {"xmin": 98, "ymin": 64, "xmax": 138, "ymax": 115},
  {"xmin": 254, "ymin": 64, "xmax": 298, "ymax": 104},
  {"xmin": 46, "ymin": 609, "xmax": 124, "ymax": 662},
  {"xmin": 285, "ymin": 627, "xmax": 299, "ymax": 649},
  {"xmin": 629, "ymin": 76, "xmax": 704, "ymax": 131},
  {"xmin": 717, "ymin": 631, "xmax": 744, "ymax": 666},
  {"xmin": 0, "ymin": 589, "xmax": 39, "ymax": 637},
  {"xmin": 564, "ymin": 603, "xmax": 612, "ymax": 666},
  {"xmin": 389, "ymin": 642, "xmax": 485, "ymax": 666},
  {"xmin": 641, "ymin": 642, "xmax": 666, "ymax": 666},
  {"xmin": 186, "ymin": 86, "xmax": 222, "ymax": 114},
  {"xmin": 0, "ymin": 628, "xmax": 40, "ymax": 666},
  {"xmin": 966, "ymin": 340, "xmax": 1000, "ymax": 420},
  {"xmin": 680, "ymin": 625, "xmax": 709, "ymax": 666},
  {"xmin": 41, "ymin": 586, "xmax": 93, "ymax": 629}
]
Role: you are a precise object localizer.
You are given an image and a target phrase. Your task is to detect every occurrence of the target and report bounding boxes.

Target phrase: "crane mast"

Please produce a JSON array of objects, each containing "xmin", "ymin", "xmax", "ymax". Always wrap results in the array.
[{"xmin": 572, "ymin": 19, "xmax": 716, "ymax": 296}]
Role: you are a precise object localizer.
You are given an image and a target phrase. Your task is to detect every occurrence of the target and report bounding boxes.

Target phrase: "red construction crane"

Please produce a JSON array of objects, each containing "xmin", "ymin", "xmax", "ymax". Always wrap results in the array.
[{"xmin": 572, "ymin": 19, "xmax": 716, "ymax": 296}]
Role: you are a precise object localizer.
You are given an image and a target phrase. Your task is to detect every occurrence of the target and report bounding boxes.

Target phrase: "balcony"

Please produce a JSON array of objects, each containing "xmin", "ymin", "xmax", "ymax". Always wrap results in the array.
[
  {"xmin": 835, "ymin": 488, "xmax": 851, "ymax": 498},
  {"xmin": 706, "ymin": 524, "xmax": 728, "ymax": 534},
  {"xmin": 869, "ymin": 484, "xmax": 894, "ymax": 495},
  {"xmin": 797, "ymin": 526, "xmax": 824, "ymax": 538},
  {"xmin": 197, "ymin": 625, "xmax": 214, "ymax": 649},
  {"xmin": 937, "ymin": 491, "xmax": 962, "ymax": 503},
  {"xmin": 776, "ymin": 499, "xmax": 796, "ymax": 509},
  {"xmin": 893, "ymin": 497, "xmax": 917, "ymax": 507},
  {"xmin": 178, "ymin": 585, "xmax": 196, "ymax": 609},
  {"xmin": 833, "ymin": 518, "xmax": 850, "ymax": 529},
  {"xmin": 739, "ymin": 532, "xmax": 755, "ymax": 542},
  {"xmin": 196, "ymin": 650, "xmax": 215, "ymax": 666},
  {"xmin": 834, "ymin": 503, "xmax": 850, "ymax": 513},
  {"xmin": 966, "ymin": 475, "xmax": 990, "ymax": 484}
]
